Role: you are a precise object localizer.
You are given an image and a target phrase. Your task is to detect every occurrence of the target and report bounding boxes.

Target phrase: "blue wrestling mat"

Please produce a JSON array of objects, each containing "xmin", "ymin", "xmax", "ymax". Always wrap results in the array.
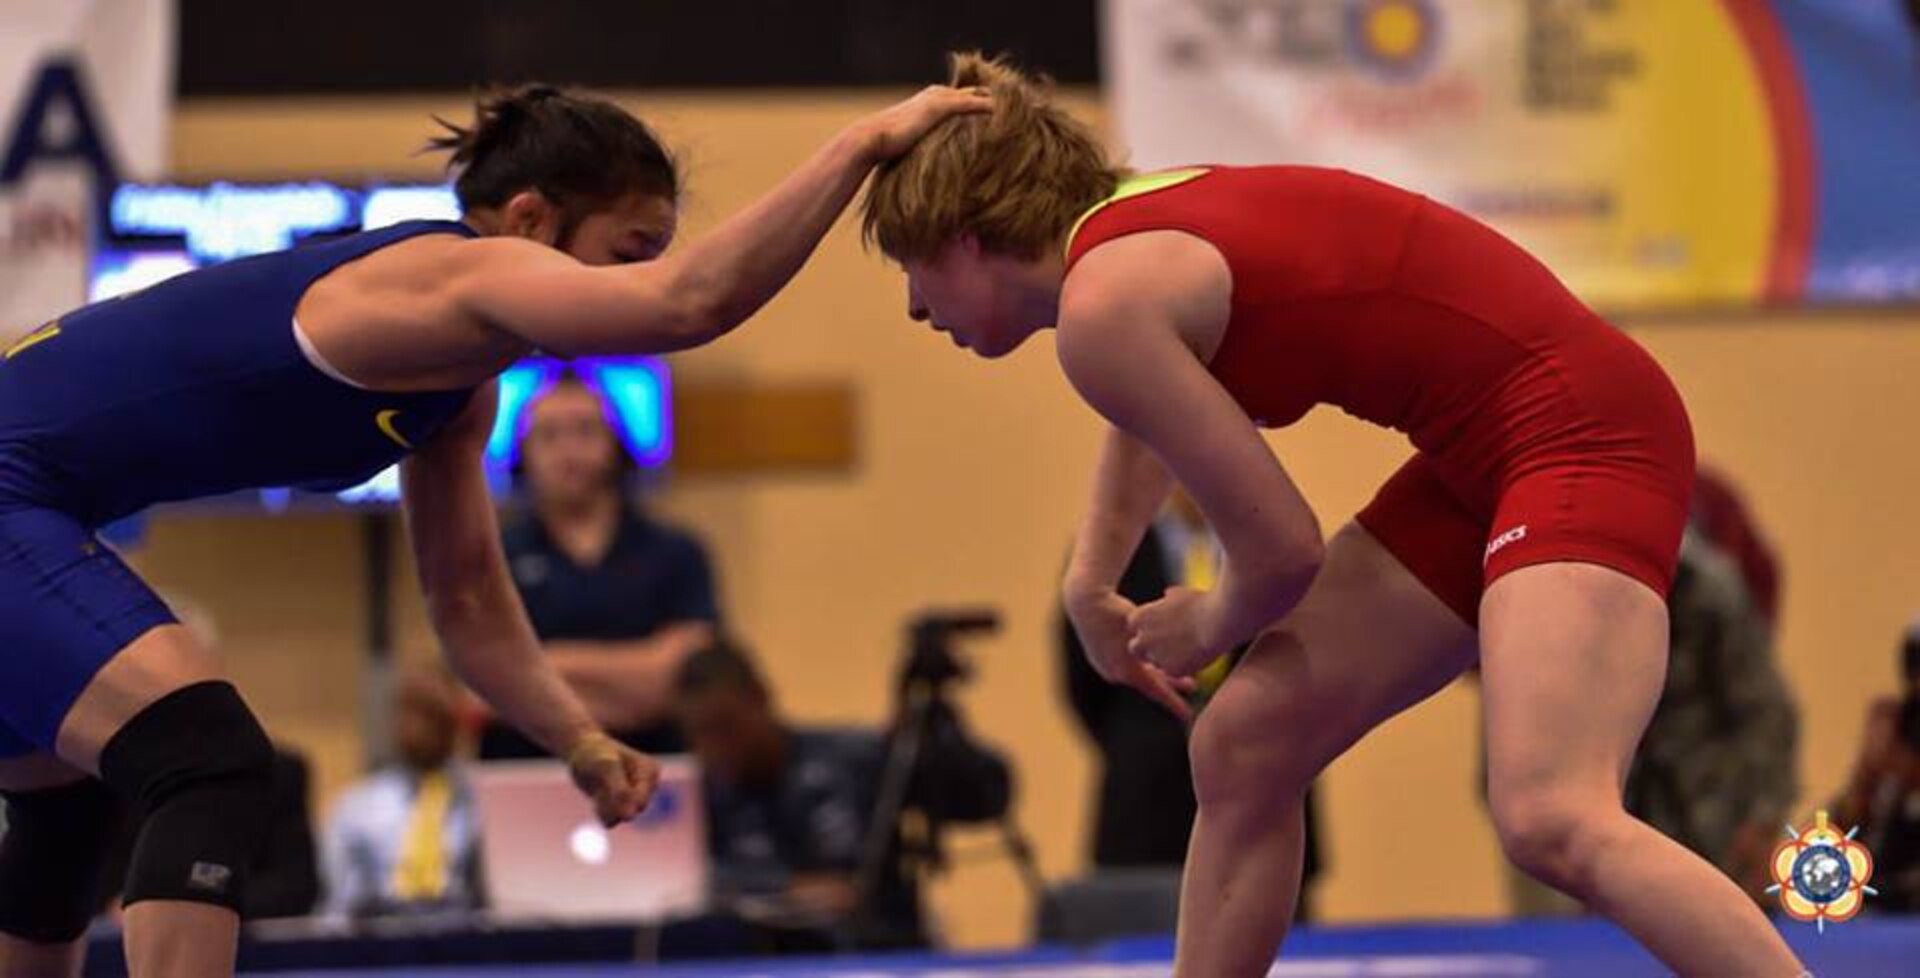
[{"xmin": 252, "ymin": 917, "xmax": 1920, "ymax": 978}]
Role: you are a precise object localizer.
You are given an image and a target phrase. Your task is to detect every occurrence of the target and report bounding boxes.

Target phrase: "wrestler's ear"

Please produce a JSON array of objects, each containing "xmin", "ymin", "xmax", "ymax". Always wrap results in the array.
[{"xmin": 499, "ymin": 190, "xmax": 562, "ymax": 248}]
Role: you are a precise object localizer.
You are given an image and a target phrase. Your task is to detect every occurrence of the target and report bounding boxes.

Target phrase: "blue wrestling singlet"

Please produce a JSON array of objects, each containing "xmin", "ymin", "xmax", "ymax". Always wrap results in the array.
[{"xmin": 0, "ymin": 219, "xmax": 483, "ymax": 756}]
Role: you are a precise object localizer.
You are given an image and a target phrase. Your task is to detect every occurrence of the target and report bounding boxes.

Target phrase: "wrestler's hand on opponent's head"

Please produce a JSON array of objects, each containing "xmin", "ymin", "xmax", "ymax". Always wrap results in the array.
[
  {"xmin": 1126, "ymin": 586, "xmax": 1229, "ymax": 682},
  {"xmin": 1066, "ymin": 586, "xmax": 1196, "ymax": 723},
  {"xmin": 852, "ymin": 85, "xmax": 993, "ymax": 163},
  {"xmin": 566, "ymin": 731, "xmax": 661, "ymax": 826}
]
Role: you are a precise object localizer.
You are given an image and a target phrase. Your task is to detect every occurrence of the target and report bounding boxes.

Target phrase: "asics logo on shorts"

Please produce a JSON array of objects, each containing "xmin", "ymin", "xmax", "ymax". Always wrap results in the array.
[{"xmin": 1484, "ymin": 525, "xmax": 1529, "ymax": 563}]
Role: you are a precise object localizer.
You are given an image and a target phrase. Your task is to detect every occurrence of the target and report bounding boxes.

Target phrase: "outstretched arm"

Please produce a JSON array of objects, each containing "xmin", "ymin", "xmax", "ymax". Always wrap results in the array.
[
  {"xmin": 453, "ymin": 87, "xmax": 989, "ymax": 357},
  {"xmin": 401, "ymin": 383, "xmax": 653, "ymax": 825}
]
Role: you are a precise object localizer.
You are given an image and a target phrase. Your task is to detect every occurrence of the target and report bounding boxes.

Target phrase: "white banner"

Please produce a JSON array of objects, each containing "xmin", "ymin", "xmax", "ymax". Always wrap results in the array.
[
  {"xmin": 1102, "ymin": 0, "xmax": 1920, "ymax": 309},
  {"xmin": 0, "ymin": 0, "xmax": 172, "ymax": 341}
]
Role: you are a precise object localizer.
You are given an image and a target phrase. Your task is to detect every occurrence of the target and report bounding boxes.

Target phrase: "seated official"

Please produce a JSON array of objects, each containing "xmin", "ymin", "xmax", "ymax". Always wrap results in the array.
[
  {"xmin": 674, "ymin": 642, "xmax": 931, "ymax": 951},
  {"xmin": 482, "ymin": 372, "xmax": 721, "ymax": 760},
  {"xmin": 320, "ymin": 665, "xmax": 481, "ymax": 919}
]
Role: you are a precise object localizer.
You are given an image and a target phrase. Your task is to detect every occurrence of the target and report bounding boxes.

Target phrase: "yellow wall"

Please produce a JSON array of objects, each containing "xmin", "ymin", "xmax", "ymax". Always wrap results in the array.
[{"xmin": 130, "ymin": 91, "xmax": 1920, "ymax": 948}]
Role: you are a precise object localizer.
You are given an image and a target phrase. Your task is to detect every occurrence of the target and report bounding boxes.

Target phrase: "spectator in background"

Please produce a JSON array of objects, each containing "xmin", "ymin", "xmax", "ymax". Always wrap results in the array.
[
  {"xmin": 1059, "ymin": 490, "xmax": 1324, "ymax": 916},
  {"xmin": 482, "ymin": 371, "xmax": 722, "ymax": 759},
  {"xmin": 1502, "ymin": 526, "xmax": 1798, "ymax": 915},
  {"xmin": 1692, "ymin": 467, "xmax": 1781, "ymax": 627},
  {"xmin": 674, "ymin": 641, "xmax": 927, "ymax": 951},
  {"xmin": 321, "ymin": 664, "xmax": 481, "ymax": 919},
  {"xmin": 1833, "ymin": 621, "xmax": 1920, "ymax": 913}
]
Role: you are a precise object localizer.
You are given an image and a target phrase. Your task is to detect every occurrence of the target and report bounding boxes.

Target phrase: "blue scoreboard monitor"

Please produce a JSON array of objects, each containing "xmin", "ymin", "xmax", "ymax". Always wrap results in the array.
[{"xmin": 93, "ymin": 182, "xmax": 672, "ymax": 508}]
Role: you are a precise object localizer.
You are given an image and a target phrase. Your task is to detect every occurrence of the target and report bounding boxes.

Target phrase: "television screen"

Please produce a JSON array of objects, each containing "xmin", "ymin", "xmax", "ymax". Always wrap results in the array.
[{"xmin": 93, "ymin": 182, "xmax": 671, "ymax": 508}]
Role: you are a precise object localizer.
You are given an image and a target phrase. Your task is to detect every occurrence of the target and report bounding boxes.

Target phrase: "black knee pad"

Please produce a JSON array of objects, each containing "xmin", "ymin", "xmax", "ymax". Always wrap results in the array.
[
  {"xmin": 99, "ymin": 681, "xmax": 274, "ymax": 914},
  {"xmin": 0, "ymin": 778, "xmax": 121, "ymax": 942}
]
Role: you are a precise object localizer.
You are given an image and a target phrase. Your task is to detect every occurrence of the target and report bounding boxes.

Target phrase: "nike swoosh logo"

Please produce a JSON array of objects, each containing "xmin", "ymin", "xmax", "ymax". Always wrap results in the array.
[{"xmin": 375, "ymin": 409, "xmax": 412, "ymax": 449}]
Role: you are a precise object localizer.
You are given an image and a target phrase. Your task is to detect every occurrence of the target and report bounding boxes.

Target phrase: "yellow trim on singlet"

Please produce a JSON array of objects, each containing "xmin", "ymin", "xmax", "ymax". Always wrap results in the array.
[
  {"xmin": 1064, "ymin": 167, "xmax": 1212, "ymax": 259},
  {"xmin": 3, "ymin": 321, "xmax": 61, "ymax": 360}
]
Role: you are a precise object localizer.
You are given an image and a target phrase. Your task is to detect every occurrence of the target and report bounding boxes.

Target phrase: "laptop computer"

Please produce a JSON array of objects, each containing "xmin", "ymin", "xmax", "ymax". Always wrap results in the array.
[{"xmin": 471, "ymin": 756, "xmax": 709, "ymax": 922}]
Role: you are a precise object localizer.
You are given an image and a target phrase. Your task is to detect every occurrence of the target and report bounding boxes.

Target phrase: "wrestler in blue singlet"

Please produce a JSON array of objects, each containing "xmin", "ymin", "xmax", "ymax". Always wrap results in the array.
[{"xmin": 0, "ymin": 220, "xmax": 479, "ymax": 757}]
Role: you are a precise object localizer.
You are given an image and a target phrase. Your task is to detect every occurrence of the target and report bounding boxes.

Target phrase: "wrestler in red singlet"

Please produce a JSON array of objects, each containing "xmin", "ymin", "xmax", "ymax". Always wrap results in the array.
[
  {"xmin": 1065, "ymin": 164, "xmax": 1695, "ymax": 623},
  {"xmin": 863, "ymin": 53, "xmax": 1805, "ymax": 978}
]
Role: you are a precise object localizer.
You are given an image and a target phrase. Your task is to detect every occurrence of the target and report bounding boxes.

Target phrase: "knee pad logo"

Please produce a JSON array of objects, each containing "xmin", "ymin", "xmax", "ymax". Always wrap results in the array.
[{"xmin": 187, "ymin": 861, "xmax": 232, "ymax": 895}]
